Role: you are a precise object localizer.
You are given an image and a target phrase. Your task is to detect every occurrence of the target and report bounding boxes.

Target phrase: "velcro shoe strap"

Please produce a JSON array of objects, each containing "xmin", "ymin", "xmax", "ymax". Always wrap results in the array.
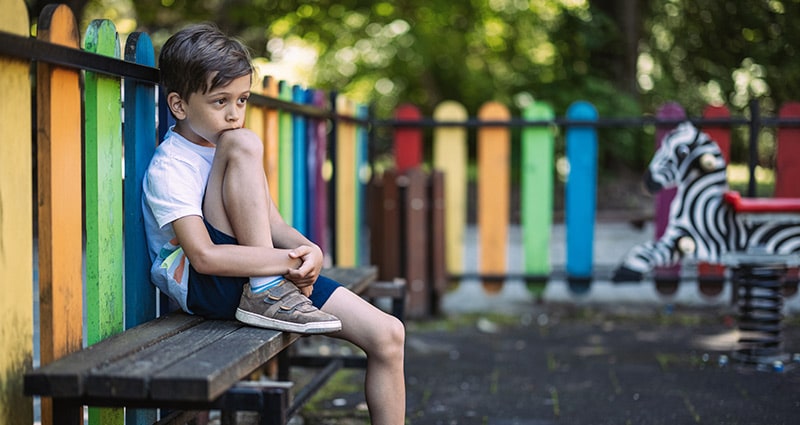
[{"xmin": 263, "ymin": 291, "xmax": 312, "ymax": 316}]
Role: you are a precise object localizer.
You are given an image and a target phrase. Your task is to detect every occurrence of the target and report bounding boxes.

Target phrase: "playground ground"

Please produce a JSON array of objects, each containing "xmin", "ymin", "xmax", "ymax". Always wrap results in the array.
[{"xmin": 296, "ymin": 220, "xmax": 800, "ymax": 425}]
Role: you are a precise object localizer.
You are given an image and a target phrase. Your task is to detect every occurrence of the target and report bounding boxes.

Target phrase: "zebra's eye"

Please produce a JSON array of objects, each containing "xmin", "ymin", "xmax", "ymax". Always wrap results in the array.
[{"xmin": 676, "ymin": 144, "xmax": 690, "ymax": 159}]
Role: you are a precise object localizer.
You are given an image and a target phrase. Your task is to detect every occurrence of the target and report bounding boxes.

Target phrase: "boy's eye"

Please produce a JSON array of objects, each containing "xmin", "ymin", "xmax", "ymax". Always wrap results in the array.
[{"xmin": 239, "ymin": 96, "xmax": 249, "ymax": 104}]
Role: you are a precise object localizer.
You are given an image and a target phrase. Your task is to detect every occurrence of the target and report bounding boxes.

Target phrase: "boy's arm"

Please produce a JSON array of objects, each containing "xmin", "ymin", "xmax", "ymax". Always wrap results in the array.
[
  {"xmin": 173, "ymin": 214, "xmax": 302, "ymax": 277},
  {"xmin": 266, "ymin": 198, "xmax": 324, "ymax": 288}
]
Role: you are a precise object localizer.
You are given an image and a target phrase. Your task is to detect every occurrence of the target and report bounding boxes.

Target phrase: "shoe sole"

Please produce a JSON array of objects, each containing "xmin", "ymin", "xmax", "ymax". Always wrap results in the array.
[{"xmin": 235, "ymin": 308, "xmax": 342, "ymax": 334}]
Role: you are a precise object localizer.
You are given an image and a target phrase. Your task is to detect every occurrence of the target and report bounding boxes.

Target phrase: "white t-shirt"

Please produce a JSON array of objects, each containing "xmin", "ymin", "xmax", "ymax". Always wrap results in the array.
[{"xmin": 142, "ymin": 128, "xmax": 216, "ymax": 312}]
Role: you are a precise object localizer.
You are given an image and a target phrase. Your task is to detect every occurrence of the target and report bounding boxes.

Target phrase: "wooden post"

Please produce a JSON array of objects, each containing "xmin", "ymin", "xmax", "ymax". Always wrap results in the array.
[
  {"xmin": 293, "ymin": 85, "xmax": 309, "ymax": 235},
  {"xmin": 565, "ymin": 101, "xmax": 598, "ymax": 285},
  {"xmin": 123, "ymin": 31, "xmax": 158, "ymax": 425},
  {"xmin": 403, "ymin": 168, "xmax": 430, "ymax": 317},
  {"xmin": 84, "ymin": 19, "xmax": 124, "ymax": 425},
  {"xmin": 521, "ymin": 101, "xmax": 555, "ymax": 279},
  {"xmin": 278, "ymin": 80, "xmax": 294, "ymax": 221},
  {"xmin": 263, "ymin": 77, "xmax": 281, "ymax": 204},
  {"xmin": 0, "ymin": 1, "xmax": 33, "ymax": 423},
  {"xmin": 309, "ymin": 89, "xmax": 329, "ymax": 251},
  {"xmin": 775, "ymin": 102, "xmax": 800, "ymax": 198},
  {"xmin": 432, "ymin": 101, "xmax": 468, "ymax": 275},
  {"xmin": 334, "ymin": 96, "xmax": 358, "ymax": 266},
  {"xmin": 477, "ymin": 101, "xmax": 511, "ymax": 293},
  {"xmin": 394, "ymin": 104, "xmax": 423, "ymax": 172}
]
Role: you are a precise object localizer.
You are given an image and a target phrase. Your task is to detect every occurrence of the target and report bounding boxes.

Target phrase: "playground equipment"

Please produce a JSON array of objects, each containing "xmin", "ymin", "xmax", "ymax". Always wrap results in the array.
[{"xmin": 612, "ymin": 121, "xmax": 800, "ymax": 282}]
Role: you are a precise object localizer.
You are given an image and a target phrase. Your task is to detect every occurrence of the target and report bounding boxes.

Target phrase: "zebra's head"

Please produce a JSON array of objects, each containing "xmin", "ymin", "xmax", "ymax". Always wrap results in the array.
[{"xmin": 644, "ymin": 122, "xmax": 725, "ymax": 193}]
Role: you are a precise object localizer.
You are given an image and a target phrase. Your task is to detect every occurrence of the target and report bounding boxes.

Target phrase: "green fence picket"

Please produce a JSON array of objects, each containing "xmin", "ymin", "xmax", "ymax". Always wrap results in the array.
[
  {"xmin": 521, "ymin": 102, "xmax": 555, "ymax": 279},
  {"xmin": 84, "ymin": 18, "xmax": 124, "ymax": 425}
]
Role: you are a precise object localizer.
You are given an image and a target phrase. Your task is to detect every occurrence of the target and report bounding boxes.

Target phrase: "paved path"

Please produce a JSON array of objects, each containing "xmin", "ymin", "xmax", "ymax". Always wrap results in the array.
[{"xmin": 303, "ymin": 306, "xmax": 800, "ymax": 425}]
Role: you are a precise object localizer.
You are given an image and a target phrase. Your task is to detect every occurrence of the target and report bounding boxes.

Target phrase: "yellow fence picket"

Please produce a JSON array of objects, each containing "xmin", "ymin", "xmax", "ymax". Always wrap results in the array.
[
  {"xmin": 432, "ymin": 101, "xmax": 469, "ymax": 275},
  {"xmin": 0, "ymin": 0, "xmax": 33, "ymax": 423}
]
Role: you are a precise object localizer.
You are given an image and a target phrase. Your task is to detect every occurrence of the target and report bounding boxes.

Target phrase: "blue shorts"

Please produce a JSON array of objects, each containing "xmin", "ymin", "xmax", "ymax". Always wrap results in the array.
[{"xmin": 187, "ymin": 219, "xmax": 341, "ymax": 320}]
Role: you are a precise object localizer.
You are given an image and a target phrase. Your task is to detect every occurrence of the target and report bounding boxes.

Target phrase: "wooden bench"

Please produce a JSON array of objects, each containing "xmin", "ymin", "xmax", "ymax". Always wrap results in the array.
[
  {"xmin": 0, "ymin": 3, "xmax": 405, "ymax": 423},
  {"xmin": 24, "ymin": 267, "xmax": 405, "ymax": 425}
]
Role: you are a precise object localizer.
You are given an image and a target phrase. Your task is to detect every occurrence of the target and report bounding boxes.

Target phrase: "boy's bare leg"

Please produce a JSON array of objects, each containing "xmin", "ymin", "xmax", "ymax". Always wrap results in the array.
[
  {"xmin": 203, "ymin": 129, "xmax": 273, "ymax": 247},
  {"xmin": 322, "ymin": 288, "xmax": 406, "ymax": 425}
]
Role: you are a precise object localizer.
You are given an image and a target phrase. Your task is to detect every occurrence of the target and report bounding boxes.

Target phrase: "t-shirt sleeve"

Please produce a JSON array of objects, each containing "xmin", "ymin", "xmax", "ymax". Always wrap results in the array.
[{"xmin": 144, "ymin": 155, "xmax": 206, "ymax": 228}]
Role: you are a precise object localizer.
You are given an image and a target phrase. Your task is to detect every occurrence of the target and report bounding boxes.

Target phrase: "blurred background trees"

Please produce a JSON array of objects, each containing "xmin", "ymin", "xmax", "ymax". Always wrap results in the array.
[{"xmin": 24, "ymin": 0, "xmax": 800, "ymax": 172}]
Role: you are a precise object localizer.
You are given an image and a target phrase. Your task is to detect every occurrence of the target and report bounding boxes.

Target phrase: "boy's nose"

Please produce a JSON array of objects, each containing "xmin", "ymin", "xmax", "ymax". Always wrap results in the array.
[{"xmin": 226, "ymin": 106, "xmax": 240, "ymax": 122}]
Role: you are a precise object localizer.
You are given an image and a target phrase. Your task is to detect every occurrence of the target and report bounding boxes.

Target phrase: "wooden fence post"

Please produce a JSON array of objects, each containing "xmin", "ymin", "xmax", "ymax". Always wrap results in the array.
[
  {"xmin": 775, "ymin": 102, "xmax": 800, "ymax": 198},
  {"xmin": 521, "ymin": 101, "xmax": 555, "ymax": 279},
  {"xmin": 477, "ymin": 101, "xmax": 511, "ymax": 293},
  {"xmin": 34, "ymin": 5, "xmax": 83, "ymax": 425},
  {"xmin": 0, "ymin": 0, "xmax": 33, "ymax": 423},
  {"xmin": 335, "ymin": 96, "xmax": 358, "ymax": 266},
  {"xmin": 308, "ymin": 89, "xmax": 329, "ymax": 251},
  {"xmin": 84, "ymin": 18, "xmax": 124, "ymax": 425},
  {"xmin": 278, "ymin": 80, "xmax": 294, "ymax": 220},
  {"xmin": 433, "ymin": 101, "xmax": 468, "ymax": 275},
  {"xmin": 293, "ymin": 85, "xmax": 309, "ymax": 235},
  {"xmin": 394, "ymin": 104, "xmax": 423, "ymax": 172},
  {"xmin": 565, "ymin": 101, "xmax": 598, "ymax": 285},
  {"xmin": 123, "ymin": 31, "xmax": 158, "ymax": 425}
]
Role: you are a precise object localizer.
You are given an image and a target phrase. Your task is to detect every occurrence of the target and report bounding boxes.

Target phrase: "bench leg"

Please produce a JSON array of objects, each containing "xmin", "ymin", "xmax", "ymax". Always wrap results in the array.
[{"xmin": 51, "ymin": 399, "xmax": 81, "ymax": 425}]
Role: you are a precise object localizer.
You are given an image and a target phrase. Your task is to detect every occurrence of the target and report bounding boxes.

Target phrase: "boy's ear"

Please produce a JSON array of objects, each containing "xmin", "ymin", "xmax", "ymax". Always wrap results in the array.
[{"xmin": 166, "ymin": 92, "xmax": 187, "ymax": 120}]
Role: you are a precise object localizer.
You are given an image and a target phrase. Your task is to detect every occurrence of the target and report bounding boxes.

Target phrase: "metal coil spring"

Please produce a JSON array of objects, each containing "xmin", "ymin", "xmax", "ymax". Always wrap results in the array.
[{"xmin": 732, "ymin": 264, "xmax": 788, "ymax": 365}]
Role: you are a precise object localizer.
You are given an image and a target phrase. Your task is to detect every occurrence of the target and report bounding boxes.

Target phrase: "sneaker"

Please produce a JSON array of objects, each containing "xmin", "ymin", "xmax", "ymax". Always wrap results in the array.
[{"xmin": 235, "ymin": 281, "xmax": 342, "ymax": 334}]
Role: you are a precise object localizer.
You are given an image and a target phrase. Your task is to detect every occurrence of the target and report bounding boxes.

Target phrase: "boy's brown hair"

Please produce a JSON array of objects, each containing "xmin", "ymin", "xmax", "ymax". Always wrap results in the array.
[{"xmin": 159, "ymin": 23, "xmax": 254, "ymax": 100}]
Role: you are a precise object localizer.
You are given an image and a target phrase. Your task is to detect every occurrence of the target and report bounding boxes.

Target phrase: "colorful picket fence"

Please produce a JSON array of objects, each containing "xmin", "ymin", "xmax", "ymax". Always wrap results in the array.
[
  {"xmin": 386, "ymin": 98, "xmax": 800, "ymax": 296},
  {"xmin": 0, "ymin": 1, "xmax": 370, "ymax": 423}
]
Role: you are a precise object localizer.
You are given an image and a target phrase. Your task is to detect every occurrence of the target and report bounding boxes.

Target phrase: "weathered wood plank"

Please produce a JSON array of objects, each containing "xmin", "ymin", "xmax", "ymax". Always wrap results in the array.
[
  {"xmin": 323, "ymin": 266, "xmax": 378, "ymax": 294},
  {"xmin": 0, "ymin": 1, "xmax": 33, "ymax": 423},
  {"xmin": 35, "ymin": 6, "xmax": 83, "ymax": 425},
  {"xmin": 432, "ymin": 101, "xmax": 468, "ymax": 274},
  {"xmin": 477, "ymin": 101, "xmax": 511, "ymax": 293},
  {"xmin": 521, "ymin": 101, "xmax": 555, "ymax": 277},
  {"xmin": 278, "ymin": 80, "xmax": 294, "ymax": 220},
  {"xmin": 293, "ymin": 85, "xmax": 309, "ymax": 235},
  {"xmin": 335, "ymin": 96, "xmax": 358, "ymax": 266},
  {"xmin": 84, "ymin": 19, "xmax": 124, "ymax": 346},
  {"xmin": 25, "ymin": 313, "xmax": 203, "ymax": 398},
  {"xmin": 263, "ymin": 77, "xmax": 281, "ymax": 204},
  {"xmin": 151, "ymin": 327, "xmax": 298, "ymax": 401},
  {"xmin": 86, "ymin": 320, "xmax": 242, "ymax": 399},
  {"xmin": 123, "ymin": 31, "xmax": 157, "ymax": 329}
]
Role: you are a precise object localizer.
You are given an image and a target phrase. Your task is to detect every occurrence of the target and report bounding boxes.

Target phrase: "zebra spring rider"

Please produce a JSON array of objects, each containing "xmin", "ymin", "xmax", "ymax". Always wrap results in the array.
[
  {"xmin": 613, "ymin": 121, "xmax": 800, "ymax": 365},
  {"xmin": 612, "ymin": 121, "xmax": 800, "ymax": 283}
]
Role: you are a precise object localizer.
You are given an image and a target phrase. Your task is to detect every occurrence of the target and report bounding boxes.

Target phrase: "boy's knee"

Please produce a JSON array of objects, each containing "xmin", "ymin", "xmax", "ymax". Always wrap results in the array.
[
  {"xmin": 217, "ymin": 128, "xmax": 263, "ymax": 159},
  {"xmin": 377, "ymin": 314, "xmax": 405, "ymax": 356}
]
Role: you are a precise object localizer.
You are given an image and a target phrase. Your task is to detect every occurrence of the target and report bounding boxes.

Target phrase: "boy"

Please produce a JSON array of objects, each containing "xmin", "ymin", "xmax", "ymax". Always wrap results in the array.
[{"xmin": 143, "ymin": 24, "xmax": 405, "ymax": 424}]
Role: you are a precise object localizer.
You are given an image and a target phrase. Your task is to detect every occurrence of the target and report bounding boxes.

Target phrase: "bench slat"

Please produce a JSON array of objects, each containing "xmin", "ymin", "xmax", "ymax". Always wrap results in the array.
[
  {"xmin": 323, "ymin": 266, "xmax": 377, "ymax": 294},
  {"xmin": 25, "ymin": 313, "xmax": 202, "ymax": 398},
  {"xmin": 86, "ymin": 320, "xmax": 242, "ymax": 399},
  {"xmin": 151, "ymin": 326, "xmax": 298, "ymax": 402}
]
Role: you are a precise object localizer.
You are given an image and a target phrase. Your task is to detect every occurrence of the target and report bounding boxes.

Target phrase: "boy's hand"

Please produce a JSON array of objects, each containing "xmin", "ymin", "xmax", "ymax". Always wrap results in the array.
[{"xmin": 285, "ymin": 244, "xmax": 323, "ymax": 296}]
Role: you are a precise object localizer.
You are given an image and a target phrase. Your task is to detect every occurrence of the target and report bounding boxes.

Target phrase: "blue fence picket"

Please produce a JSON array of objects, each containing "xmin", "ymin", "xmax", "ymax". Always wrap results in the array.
[
  {"xmin": 565, "ymin": 101, "xmax": 598, "ymax": 281},
  {"xmin": 123, "ymin": 30, "xmax": 158, "ymax": 425},
  {"xmin": 292, "ymin": 85, "xmax": 308, "ymax": 235}
]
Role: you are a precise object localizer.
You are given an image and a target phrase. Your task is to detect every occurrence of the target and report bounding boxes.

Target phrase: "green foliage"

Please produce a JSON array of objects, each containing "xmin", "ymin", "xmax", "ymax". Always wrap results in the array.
[{"xmin": 50, "ymin": 0, "xmax": 799, "ymax": 173}]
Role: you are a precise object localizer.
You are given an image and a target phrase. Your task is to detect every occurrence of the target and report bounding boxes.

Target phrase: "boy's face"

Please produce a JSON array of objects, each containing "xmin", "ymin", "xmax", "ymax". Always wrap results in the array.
[{"xmin": 168, "ymin": 73, "xmax": 252, "ymax": 146}]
